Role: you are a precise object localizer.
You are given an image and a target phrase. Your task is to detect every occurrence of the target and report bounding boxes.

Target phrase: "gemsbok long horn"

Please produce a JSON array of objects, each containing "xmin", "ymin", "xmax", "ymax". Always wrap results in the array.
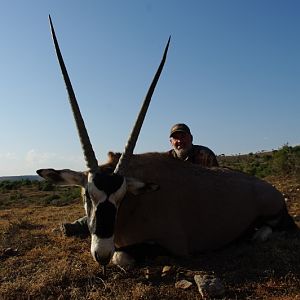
[
  {"xmin": 49, "ymin": 15, "xmax": 99, "ymax": 173},
  {"xmin": 114, "ymin": 36, "xmax": 171, "ymax": 175}
]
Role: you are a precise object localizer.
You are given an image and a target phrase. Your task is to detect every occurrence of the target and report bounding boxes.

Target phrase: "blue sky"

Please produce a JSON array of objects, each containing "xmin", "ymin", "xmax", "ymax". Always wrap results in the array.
[{"xmin": 0, "ymin": 1, "xmax": 299, "ymax": 176}]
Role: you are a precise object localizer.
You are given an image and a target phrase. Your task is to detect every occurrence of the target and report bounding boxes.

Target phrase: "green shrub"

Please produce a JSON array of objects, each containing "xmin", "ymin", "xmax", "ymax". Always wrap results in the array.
[
  {"xmin": 0, "ymin": 180, "xmax": 21, "ymax": 191},
  {"xmin": 41, "ymin": 187, "xmax": 80, "ymax": 206},
  {"xmin": 9, "ymin": 191, "xmax": 25, "ymax": 202},
  {"xmin": 218, "ymin": 144, "xmax": 300, "ymax": 178},
  {"xmin": 42, "ymin": 194, "xmax": 61, "ymax": 205},
  {"xmin": 38, "ymin": 180, "xmax": 55, "ymax": 191},
  {"xmin": 271, "ymin": 144, "xmax": 300, "ymax": 177}
]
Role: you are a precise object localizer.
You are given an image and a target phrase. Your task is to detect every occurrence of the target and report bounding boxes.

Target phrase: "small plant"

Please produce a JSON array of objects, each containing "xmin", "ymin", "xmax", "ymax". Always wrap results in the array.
[
  {"xmin": 42, "ymin": 194, "xmax": 61, "ymax": 205},
  {"xmin": 9, "ymin": 191, "xmax": 24, "ymax": 201},
  {"xmin": 39, "ymin": 187, "xmax": 80, "ymax": 206},
  {"xmin": 38, "ymin": 180, "xmax": 55, "ymax": 191},
  {"xmin": 0, "ymin": 180, "xmax": 21, "ymax": 191}
]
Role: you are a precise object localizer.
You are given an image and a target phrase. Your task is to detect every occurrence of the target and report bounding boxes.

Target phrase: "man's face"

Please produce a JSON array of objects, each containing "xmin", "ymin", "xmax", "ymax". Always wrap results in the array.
[{"xmin": 170, "ymin": 131, "xmax": 193, "ymax": 159}]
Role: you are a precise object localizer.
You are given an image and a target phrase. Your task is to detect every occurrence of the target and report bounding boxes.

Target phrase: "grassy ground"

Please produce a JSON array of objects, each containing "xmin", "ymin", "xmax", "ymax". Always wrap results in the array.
[{"xmin": 0, "ymin": 175, "xmax": 300, "ymax": 299}]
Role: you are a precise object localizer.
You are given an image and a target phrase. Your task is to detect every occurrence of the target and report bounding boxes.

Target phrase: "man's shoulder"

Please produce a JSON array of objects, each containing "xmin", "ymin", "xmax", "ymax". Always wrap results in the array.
[
  {"xmin": 192, "ymin": 145, "xmax": 219, "ymax": 167},
  {"xmin": 192, "ymin": 145, "xmax": 215, "ymax": 154}
]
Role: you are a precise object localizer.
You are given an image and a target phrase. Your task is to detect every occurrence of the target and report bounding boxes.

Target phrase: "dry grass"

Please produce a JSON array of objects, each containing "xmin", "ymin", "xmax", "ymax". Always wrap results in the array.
[{"xmin": 0, "ymin": 177, "xmax": 299, "ymax": 299}]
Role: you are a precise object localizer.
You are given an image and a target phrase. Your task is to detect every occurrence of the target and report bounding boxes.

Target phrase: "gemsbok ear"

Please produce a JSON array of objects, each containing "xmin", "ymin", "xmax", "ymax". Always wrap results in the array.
[
  {"xmin": 36, "ymin": 169, "xmax": 87, "ymax": 187},
  {"xmin": 125, "ymin": 177, "xmax": 159, "ymax": 195}
]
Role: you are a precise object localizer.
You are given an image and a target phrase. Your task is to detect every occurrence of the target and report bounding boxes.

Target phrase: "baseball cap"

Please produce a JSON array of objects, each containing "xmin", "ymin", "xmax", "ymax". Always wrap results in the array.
[{"xmin": 169, "ymin": 123, "xmax": 191, "ymax": 137}]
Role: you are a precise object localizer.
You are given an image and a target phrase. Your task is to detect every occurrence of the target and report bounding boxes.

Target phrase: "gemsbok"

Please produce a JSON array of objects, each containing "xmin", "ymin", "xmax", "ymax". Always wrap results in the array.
[{"xmin": 37, "ymin": 16, "xmax": 297, "ymax": 273}]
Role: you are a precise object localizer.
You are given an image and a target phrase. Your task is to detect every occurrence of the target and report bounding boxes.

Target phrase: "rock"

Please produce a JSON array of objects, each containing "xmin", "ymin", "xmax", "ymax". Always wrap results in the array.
[
  {"xmin": 144, "ymin": 267, "xmax": 160, "ymax": 281},
  {"xmin": 184, "ymin": 270, "xmax": 195, "ymax": 279},
  {"xmin": 161, "ymin": 265, "xmax": 174, "ymax": 277},
  {"xmin": 2, "ymin": 248, "xmax": 18, "ymax": 257},
  {"xmin": 194, "ymin": 274, "xmax": 225, "ymax": 298},
  {"xmin": 144, "ymin": 267, "xmax": 153, "ymax": 280},
  {"xmin": 175, "ymin": 279, "xmax": 193, "ymax": 289}
]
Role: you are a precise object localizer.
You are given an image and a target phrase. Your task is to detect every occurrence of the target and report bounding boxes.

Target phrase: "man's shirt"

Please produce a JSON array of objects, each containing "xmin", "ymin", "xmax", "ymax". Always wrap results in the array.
[{"xmin": 168, "ymin": 145, "xmax": 219, "ymax": 167}]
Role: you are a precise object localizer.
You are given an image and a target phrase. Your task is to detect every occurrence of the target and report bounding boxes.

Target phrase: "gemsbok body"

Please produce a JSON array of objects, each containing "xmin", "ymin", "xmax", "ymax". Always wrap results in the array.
[{"xmin": 37, "ymin": 16, "xmax": 297, "ymax": 270}]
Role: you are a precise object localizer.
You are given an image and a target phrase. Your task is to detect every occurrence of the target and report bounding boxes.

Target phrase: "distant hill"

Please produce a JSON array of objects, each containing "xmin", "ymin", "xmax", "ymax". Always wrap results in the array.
[{"xmin": 0, "ymin": 175, "xmax": 42, "ymax": 182}]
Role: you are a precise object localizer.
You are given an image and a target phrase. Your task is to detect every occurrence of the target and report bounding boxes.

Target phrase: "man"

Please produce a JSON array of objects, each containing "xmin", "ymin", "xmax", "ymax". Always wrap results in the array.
[
  {"xmin": 61, "ymin": 123, "xmax": 218, "ymax": 237},
  {"xmin": 168, "ymin": 123, "xmax": 219, "ymax": 167}
]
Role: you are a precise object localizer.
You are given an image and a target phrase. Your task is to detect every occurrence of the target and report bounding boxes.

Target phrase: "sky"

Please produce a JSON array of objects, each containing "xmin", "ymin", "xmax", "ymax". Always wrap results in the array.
[{"xmin": 0, "ymin": 1, "xmax": 299, "ymax": 176}]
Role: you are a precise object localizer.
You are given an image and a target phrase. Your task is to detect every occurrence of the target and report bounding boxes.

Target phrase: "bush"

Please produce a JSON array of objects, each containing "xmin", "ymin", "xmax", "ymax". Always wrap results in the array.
[
  {"xmin": 271, "ymin": 144, "xmax": 300, "ymax": 177},
  {"xmin": 218, "ymin": 144, "xmax": 300, "ymax": 178},
  {"xmin": 42, "ymin": 194, "xmax": 61, "ymax": 205},
  {"xmin": 0, "ymin": 180, "xmax": 21, "ymax": 191},
  {"xmin": 41, "ymin": 187, "xmax": 81, "ymax": 206},
  {"xmin": 38, "ymin": 180, "xmax": 55, "ymax": 191}
]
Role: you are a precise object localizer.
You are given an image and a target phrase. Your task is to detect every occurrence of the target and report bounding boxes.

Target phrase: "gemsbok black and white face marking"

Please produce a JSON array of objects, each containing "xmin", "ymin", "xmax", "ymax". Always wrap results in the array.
[
  {"xmin": 37, "ymin": 16, "xmax": 169, "ymax": 268},
  {"xmin": 84, "ymin": 171, "xmax": 126, "ymax": 265}
]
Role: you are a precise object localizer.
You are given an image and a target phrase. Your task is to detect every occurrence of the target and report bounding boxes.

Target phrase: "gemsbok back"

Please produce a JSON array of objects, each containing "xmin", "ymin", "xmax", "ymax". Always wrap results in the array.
[{"xmin": 37, "ymin": 16, "xmax": 297, "ymax": 274}]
